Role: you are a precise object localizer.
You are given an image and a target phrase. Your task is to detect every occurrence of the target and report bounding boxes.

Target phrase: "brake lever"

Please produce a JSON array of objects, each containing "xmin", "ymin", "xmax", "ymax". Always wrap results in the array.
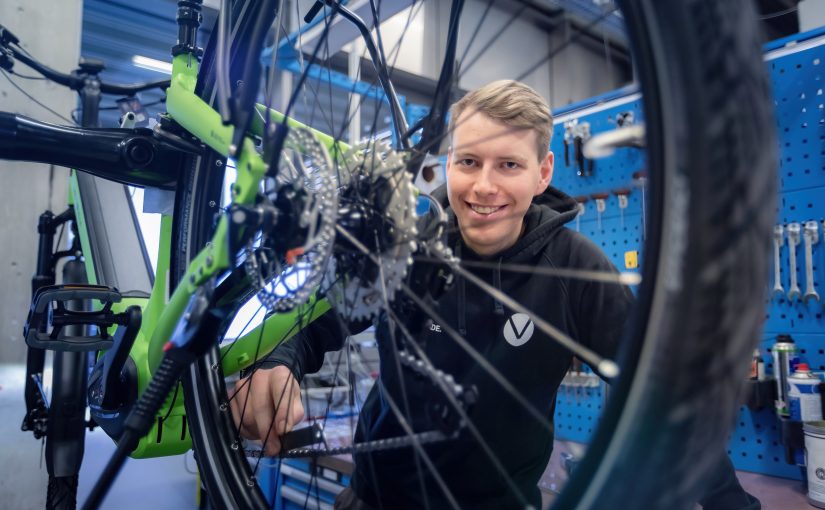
[
  {"xmin": 0, "ymin": 25, "xmax": 18, "ymax": 72},
  {"xmin": 0, "ymin": 46, "xmax": 12, "ymax": 71},
  {"xmin": 0, "ymin": 24, "xmax": 20, "ymax": 45}
]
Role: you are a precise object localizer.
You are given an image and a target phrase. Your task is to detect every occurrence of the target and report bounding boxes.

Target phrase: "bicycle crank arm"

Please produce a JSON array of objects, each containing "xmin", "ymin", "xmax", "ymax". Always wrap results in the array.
[
  {"xmin": 279, "ymin": 423, "xmax": 326, "ymax": 453},
  {"xmin": 0, "ymin": 112, "xmax": 182, "ymax": 189}
]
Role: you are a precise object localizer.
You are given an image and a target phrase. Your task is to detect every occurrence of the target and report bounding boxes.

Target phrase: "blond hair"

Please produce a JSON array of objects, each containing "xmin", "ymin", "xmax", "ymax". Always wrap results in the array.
[{"xmin": 448, "ymin": 80, "xmax": 553, "ymax": 162}]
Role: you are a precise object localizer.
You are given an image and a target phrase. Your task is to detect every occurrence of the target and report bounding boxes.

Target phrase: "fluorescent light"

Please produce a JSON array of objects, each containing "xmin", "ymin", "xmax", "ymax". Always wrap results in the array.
[{"xmin": 132, "ymin": 55, "xmax": 172, "ymax": 75}]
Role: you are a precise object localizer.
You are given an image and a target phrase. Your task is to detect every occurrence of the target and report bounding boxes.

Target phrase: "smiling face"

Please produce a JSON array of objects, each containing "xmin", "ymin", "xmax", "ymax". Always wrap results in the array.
[{"xmin": 447, "ymin": 108, "xmax": 553, "ymax": 257}]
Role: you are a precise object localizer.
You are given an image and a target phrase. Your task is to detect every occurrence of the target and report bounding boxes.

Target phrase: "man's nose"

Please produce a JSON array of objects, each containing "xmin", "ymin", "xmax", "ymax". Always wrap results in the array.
[{"xmin": 473, "ymin": 165, "xmax": 497, "ymax": 195}]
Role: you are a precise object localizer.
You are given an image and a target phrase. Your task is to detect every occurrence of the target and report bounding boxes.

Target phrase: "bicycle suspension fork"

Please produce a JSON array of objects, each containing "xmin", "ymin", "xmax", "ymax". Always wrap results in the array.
[{"xmin": 22, "ymin": 208, "xmax": 76, "ymax": 438}]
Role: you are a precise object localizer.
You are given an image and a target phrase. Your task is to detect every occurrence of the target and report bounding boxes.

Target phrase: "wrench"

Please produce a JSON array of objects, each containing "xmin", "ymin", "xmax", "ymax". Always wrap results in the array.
[
  {"xmin": 787, "ymin": 223, "xmax": 801, "ymax": 301},
  {"xmin": 803, "ymin": 221, "xmax": 820, "ymax": 303},
  {"xmin": 773, "ymin": 225, "xmax": 784, "ymax": 296}
]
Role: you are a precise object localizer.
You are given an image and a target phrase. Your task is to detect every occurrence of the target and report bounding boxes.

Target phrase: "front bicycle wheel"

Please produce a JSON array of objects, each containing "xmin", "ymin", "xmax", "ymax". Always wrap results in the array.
[{"xmin": 173, "ymin": 1, "xmax": 777, "ymax": 508}]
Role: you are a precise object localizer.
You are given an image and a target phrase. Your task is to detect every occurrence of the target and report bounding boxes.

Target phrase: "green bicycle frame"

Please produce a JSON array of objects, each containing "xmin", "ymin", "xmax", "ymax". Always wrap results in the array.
[{"xmin": 96, "ymin": 53, "xmax": 345, "ymax": 457}]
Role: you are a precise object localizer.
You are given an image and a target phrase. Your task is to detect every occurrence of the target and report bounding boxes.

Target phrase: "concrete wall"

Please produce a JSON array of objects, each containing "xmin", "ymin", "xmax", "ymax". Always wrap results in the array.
[
  {"xmin": 799, "ymin": 0, "xmax": 825, "ymax": 32},
  {"xmin": 0, "ymin": 0, "xmax": 83, "ymax": 363}
]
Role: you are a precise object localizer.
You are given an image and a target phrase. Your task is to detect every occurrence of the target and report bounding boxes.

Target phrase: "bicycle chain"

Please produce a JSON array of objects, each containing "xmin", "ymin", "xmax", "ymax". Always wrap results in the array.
[{"xmin": 243, "ymin": 430, "xmax": 451, "ymax": 459}]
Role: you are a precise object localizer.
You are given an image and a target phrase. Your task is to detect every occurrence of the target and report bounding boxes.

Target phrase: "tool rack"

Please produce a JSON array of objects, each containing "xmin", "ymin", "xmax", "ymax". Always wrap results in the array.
[{"xmin": 552, "ymin": 26, "xmax": 825, "ymax": 481}]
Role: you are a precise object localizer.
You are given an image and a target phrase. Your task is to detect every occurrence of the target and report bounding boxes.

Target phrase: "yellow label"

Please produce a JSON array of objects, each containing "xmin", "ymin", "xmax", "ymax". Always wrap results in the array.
[{"xmin": 624, "ymin": 250, "xmax": 639, "ymax": 269}]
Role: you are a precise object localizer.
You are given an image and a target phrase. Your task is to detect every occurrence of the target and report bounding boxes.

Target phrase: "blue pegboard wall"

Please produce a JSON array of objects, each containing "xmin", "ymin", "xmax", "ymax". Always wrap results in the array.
[
  {"xmin": 550, "ymin": 94, "xmax": 646, "ymax": 278},
  {"xmin": 739, "ymin": 29, "xmax": 825, "ymax": 481},
  {"xmin": 549, "ymin": 93, "xmax": 646, "ymax": 443},
  {"xmin": 552, "ymin": 28, "xmax": 825, "ymax": 481}
]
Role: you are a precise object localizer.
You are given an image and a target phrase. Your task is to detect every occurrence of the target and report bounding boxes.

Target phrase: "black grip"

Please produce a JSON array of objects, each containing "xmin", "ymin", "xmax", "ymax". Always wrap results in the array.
[
  {"xmin": 575, "ymin": 136, "xmax": 585, "ymax": 176},
  {"xmin": 0, "ymin": 24, "xmax": 20, "ymax": 44},
  {"xmin": 123, "ymin": 350, "xmax": 193, "ymax": 436},
  {"xmin": 304, "ymin": 1, "xmax": 325, "ymax": 23},
  {"xmin": 99, "ymin": 79, "xmax": 171, "ymax": 95}
]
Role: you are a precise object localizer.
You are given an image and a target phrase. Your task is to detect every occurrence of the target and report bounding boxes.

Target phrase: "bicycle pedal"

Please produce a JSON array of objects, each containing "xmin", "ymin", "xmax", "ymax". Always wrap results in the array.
[{"xmin": 24, "ymin": 284, "xmax": 123, "ymax": 352}]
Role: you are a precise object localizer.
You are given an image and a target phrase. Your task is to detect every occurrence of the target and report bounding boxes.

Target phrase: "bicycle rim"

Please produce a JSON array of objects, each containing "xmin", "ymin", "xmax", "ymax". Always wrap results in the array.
[{"xmin": 172, "ymin": 1, "xmax": 777, "ymax": 508}]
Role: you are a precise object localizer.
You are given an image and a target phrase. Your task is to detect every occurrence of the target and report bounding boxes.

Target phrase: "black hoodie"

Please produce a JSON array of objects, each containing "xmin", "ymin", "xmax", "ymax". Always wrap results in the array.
[{"xmin": 269, "ymin": 185, "xmax": 634, "ymax": 509}]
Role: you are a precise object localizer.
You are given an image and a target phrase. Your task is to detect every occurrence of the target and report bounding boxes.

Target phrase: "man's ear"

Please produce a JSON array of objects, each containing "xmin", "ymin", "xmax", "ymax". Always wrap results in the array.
[{"xmin": 535, "ymin": 151, "xmax": 554, "ymax": 195}]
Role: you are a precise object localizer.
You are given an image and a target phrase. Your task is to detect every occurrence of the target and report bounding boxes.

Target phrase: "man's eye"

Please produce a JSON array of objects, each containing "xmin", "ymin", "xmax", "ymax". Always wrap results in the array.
[
  {"xmin": 503, "ymin": 161, "xmax": 520, "ymax": 169},
  {"xmin": 459, "ymin": 158, "xmax": 475, "ymax": 167}
]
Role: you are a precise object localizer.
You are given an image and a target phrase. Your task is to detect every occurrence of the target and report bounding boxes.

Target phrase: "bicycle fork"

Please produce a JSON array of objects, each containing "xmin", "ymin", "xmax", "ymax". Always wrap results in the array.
[
  {"xmin": 22, "ymin": 208, "xmax": 77, "ymax": 438},
  {"xmin": 21, "ymin": 207, "xmax": 90, "ymax": 483}
]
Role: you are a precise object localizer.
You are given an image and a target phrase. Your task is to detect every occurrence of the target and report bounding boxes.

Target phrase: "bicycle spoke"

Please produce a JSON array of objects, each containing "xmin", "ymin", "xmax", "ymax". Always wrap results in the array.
[
  {"xmin": 372, "ymin": 378, "xmax": 461, "ymax": 510},
  {"xmin": 431, "ymin": 248, "xmax": 620, "ymax": 377},
  {"xmin": 374, "ymin": 243, "xmax": 434, "ymax": 509},
  {"xmin": 414, "ymin": 256, "xmax": 642, "ymax": 286},
  {"xmin": 190, "ymin": 3, "xmax": 632, "ymax": 509},
  {"xmin": 335, "ymin": 223, "xmax": 557, "ymax": 436},
  {"xmin": 412, "ymin": 6, "xmax": 622, "ymax": 158},
  {"xmin": 386, "ymin": 306, "xmax": 532, "ymax": 509}
]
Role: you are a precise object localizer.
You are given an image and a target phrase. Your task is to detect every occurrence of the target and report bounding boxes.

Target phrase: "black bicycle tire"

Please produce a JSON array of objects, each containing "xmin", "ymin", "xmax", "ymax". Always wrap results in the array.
[
  {"xmin": 172, "ymin": 2, "xmax": 278, "ymax": 508},
  {"xmin": 44, "ymin": 260, "xmax": 89, "ymax": 510},
  {"xmin": 554, "ymin": 0, "xmax": 776, "ymax": 507},
  {"xmin": 46, "ymin": 475, "xmax": 79, "ymax": 510},
  {"xmin": 173, "ymin": 0, "xmax": 777, "ymax": 509}
]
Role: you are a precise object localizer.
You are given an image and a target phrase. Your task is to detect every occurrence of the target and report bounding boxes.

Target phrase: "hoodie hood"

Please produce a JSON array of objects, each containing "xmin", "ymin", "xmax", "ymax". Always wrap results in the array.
[{"xmin": 429, "ymin": 183, "xmax": 580, "ymax": 262}]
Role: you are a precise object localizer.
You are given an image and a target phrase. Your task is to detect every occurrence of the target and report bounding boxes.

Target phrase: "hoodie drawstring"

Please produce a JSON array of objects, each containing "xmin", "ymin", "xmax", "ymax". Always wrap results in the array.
[
  {"xmin": 456, "ymin": 243, "xmax": 467, "ymax": 336},
  {"xmin": 494, "ymin": 257, "xmax": 504, "ymax": 314}
]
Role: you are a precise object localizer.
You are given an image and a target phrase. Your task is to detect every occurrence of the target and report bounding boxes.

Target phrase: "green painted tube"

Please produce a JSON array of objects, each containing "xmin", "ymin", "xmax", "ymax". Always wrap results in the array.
[
  {"xmin": 166, "ymin": 86, "xmax": 233, "ymax": 156},
  {"xmin": 252, "ymin": 104, "xmax": 350, "ymax": 160},
  {"xmin": 220, "ymin": 295, "xmax": 331, "ymax": 375}
]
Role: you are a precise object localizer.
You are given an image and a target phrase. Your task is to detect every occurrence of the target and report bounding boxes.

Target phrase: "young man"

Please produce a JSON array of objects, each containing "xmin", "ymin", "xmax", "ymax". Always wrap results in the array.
[{"xmin": 232, "ymin": 80, "xmax": 758, "ymax": 510}]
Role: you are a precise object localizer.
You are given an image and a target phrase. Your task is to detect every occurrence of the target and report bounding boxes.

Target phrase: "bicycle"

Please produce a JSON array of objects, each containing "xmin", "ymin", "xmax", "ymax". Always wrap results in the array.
[{"xmin": 0, "ymin": 0, "xmax": 777, "ymax": 509}]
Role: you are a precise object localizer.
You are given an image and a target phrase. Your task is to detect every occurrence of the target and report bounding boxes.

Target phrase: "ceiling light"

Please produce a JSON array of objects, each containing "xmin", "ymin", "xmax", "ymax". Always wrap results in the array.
[{"xmin": 131, "ymin": 55, "xmax": 172, "ymax": 75}]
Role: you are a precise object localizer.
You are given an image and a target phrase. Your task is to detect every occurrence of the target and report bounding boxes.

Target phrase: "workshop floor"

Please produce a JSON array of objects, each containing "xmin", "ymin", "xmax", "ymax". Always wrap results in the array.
[
  {"xmin": 540, "ymin": 441, "xmax": 816, "ymax": 510},
  {"xmin": 0, "ymin": 363, "xmax": 197, "ymax": 510},
  {"xmin": 0, "ymin": 362, "xmax": 818, "ymax": 509}
]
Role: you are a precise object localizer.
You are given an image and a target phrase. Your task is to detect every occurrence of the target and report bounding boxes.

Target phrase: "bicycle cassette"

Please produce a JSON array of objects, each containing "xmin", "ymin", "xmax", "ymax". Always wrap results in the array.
[{"xmin": 325, "ymin": 140, "xmax": 418, "ymax": 321}]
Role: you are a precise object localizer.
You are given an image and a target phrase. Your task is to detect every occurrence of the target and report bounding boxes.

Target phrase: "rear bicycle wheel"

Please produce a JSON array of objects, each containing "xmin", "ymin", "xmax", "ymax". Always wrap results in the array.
[{"xmin": 173, "ymin": 0, "xmax": 777, "ymax": 508}]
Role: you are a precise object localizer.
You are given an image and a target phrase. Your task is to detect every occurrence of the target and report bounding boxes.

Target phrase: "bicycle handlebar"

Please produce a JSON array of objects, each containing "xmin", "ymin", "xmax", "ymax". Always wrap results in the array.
[{"xmin": 3, "ymin": 28, "xmax": 170, "ymax": 95}]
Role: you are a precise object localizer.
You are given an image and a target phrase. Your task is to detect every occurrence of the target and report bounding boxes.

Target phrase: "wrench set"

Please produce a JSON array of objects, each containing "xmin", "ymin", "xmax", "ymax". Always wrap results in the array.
[{"xmin": 772, "ymin": 220, "xmax": 822, "ymax": 304}]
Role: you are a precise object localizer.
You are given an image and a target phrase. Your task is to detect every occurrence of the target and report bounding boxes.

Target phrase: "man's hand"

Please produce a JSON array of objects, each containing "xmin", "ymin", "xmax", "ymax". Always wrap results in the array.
[{"xmin": 230, "ymin": 365, "xmax": 305, "ymax": 456}]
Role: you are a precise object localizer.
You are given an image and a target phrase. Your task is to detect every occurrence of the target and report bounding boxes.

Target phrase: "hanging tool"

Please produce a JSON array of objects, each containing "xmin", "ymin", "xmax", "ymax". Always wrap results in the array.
[
  {"xmin": 591, "ymin": 193, "xmax": 608, "ymax": 232},
  {"xmin": 803, "ymin": 221, "xmax": 820, "ymax": 304},
  {"xmin": 613, "ymin": 189, "xmax": 630, "ymax": 229},
  {"xmin": 563, "ymin": 119, "xmax": 577, "ymax": 168},
  {"xmin": 773, "ymin": 224, "xmax": 785, "ymax": 297},
  {"xmin": 632, "ymin": 170, "xmax": 647, "ymax": 240},
  {"xmin": 616, "ymin": 111, "xmax": 634, "ymax": 127},
  {"xmin": 787, "ymin": 222, "xmax": 801, "ymax": 301},
  {"xmin": 574, "ymin": 122, "xmax": 594, "ymax": 177},
  {"xmin": 573, "ymin": 195, "xmax": 588, "ymax": 232}
]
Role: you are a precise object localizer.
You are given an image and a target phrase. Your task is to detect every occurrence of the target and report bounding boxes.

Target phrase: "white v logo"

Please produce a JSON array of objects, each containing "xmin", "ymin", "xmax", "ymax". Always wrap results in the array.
[{"xmin": 503, "ymin": 313, "xmax": 534, "ymax": 347}]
